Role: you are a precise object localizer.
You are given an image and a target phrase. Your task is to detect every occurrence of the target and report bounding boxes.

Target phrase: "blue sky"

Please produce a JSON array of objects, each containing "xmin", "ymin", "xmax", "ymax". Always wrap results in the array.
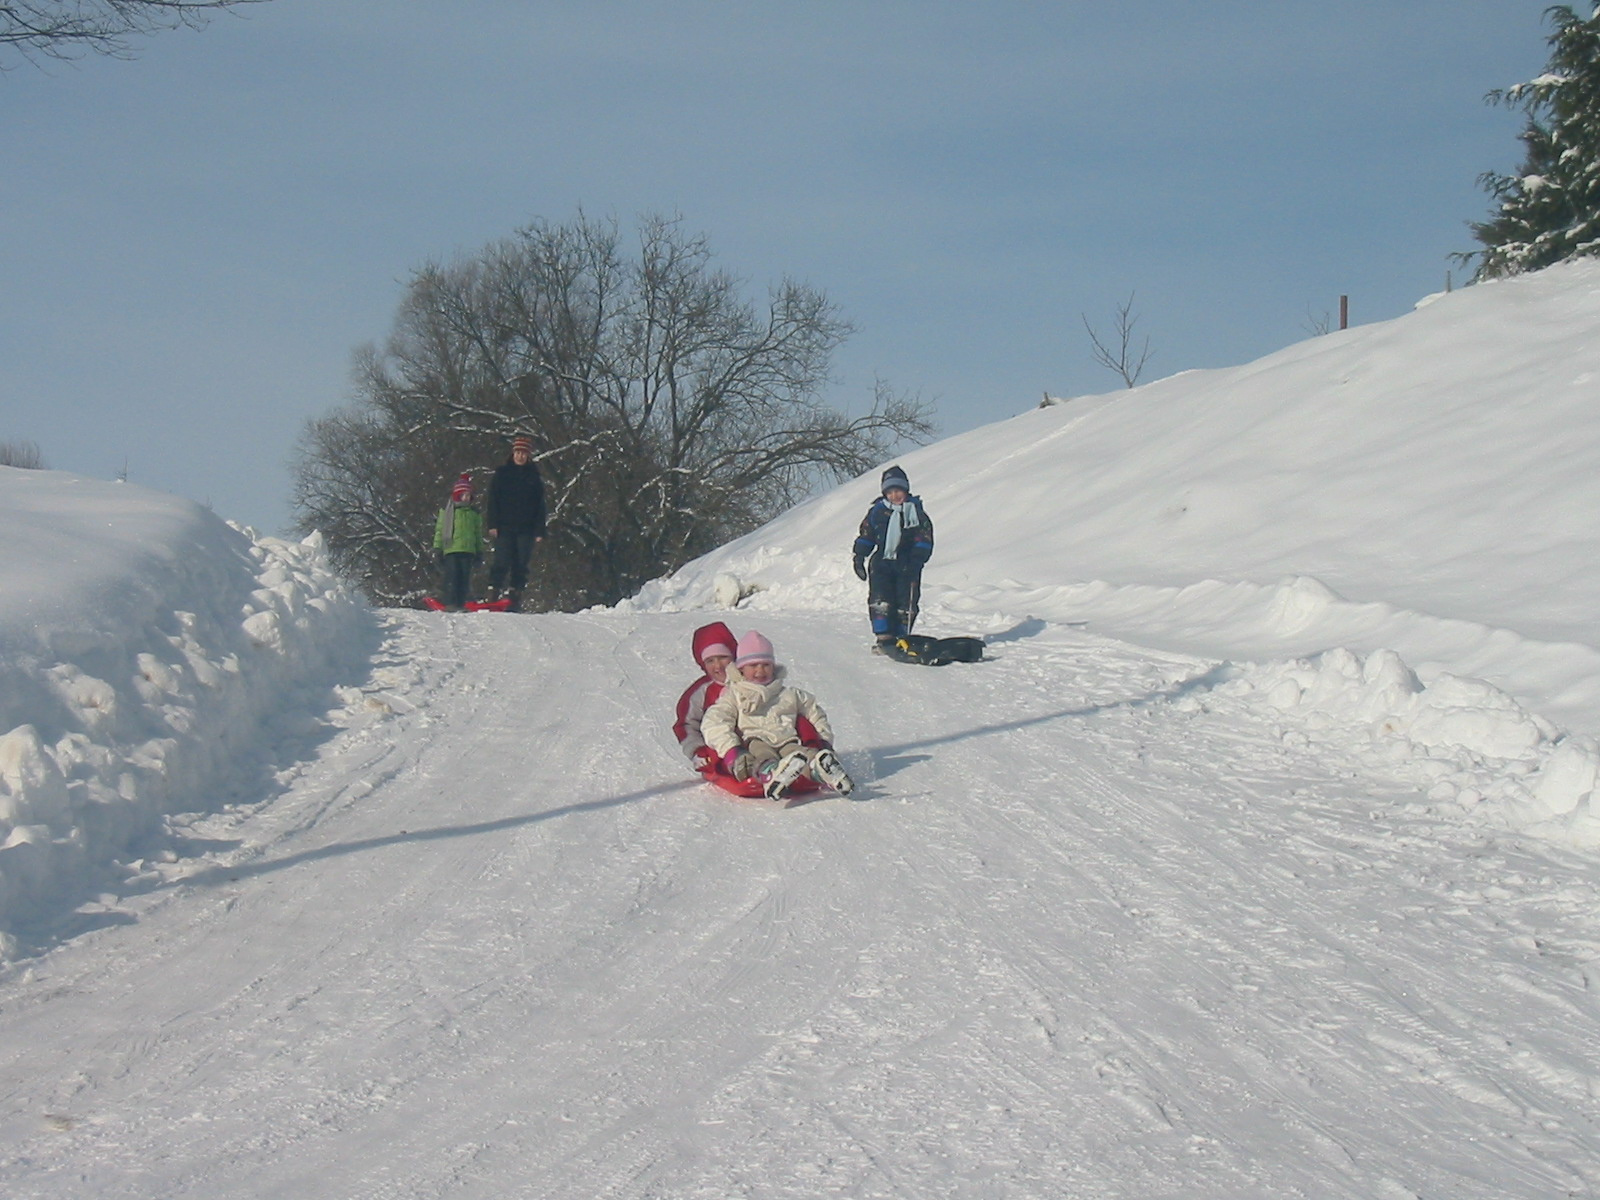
[{"xmin": 0, "ymin": 1, "xmax": 1558, "ymax": 534}]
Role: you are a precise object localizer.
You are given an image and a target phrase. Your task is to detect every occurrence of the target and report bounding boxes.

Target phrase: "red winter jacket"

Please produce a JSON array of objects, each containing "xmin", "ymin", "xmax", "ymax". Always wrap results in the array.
[{"xmin": 674, "ymin": 674, "xmax": 727, "ymax": 761}]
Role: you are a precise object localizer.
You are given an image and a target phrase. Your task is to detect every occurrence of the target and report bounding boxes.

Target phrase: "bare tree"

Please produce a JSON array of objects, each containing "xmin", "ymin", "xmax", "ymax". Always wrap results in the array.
[
  {"xmin": 0, "ymin": 439, "xmax": 46, "ymax": 468},
  {"xmin": 1082, "ymin": 292, "xmax": 1154, "ymax": 388},
  {"xmin": 291, "ymin": 407, "xmax": 452, "ymax": 602},
  {"xmin": 1, "ymin": 1, "xmax": 267, "ymax": 65},
  {"xmin": 1302, "ymin": 305, "xmax": 1333, "ymax": 337},
  {"xmin": 294, "ymin": 213, "xmax": 935, "ymax": 609}
]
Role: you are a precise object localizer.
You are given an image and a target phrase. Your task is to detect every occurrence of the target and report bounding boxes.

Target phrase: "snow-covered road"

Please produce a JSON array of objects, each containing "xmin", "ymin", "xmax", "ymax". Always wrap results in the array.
[{"xmin": 3, "ymin": 608, "xmax": 1599, "ymax": 1198}]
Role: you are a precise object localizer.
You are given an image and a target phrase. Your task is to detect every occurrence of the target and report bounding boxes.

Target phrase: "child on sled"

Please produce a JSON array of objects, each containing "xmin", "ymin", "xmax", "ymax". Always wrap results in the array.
[
  {"xmin": 673, "ymin": 621, "xmax": 738, "ymax": 774},
  {"xmin": 702, "ymin": 631, "xmax": 854, "ymax": 798},
  {"xmin": 674, "ymin": 623, "xmax": 826, "ymax": 777}
]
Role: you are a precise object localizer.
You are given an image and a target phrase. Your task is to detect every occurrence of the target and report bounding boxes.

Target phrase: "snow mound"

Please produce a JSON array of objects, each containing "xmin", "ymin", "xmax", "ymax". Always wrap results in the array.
[
  {"xmin": 0, "ymin": 469, "xmax": 371, "ymax": 955},
  {"xmin": 1186, "ymin": 644, "xmax": 1600, "ymax": 846}
]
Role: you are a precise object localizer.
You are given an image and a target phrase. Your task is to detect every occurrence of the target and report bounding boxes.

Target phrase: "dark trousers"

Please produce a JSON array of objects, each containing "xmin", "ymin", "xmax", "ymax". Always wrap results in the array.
[
  {"xmin": 440, "ymin": 553, "xmax": 475, "ymax": 609},
  {"xmin": 867, "ymin": 558, "xmax": 921, "ymax": 640},
  {"xmin": 490, "ymin": 530, "xmax": 539, "ymax": 591}
]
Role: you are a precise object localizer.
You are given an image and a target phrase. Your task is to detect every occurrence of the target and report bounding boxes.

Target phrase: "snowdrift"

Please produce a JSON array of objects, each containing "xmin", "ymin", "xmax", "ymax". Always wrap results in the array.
[
  {"xmin": 627, "ymin": 260, "xmax": 1600, "ymax": 848},
  {"xmin": 0, "ymin": 469, "xmax": 370, "ymax": 953}
]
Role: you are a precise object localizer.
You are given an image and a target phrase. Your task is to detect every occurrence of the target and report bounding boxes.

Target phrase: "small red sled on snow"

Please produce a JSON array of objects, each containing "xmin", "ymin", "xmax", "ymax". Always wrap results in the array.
[
  {"xmin": 421, "ymin": 597, "xmax": 514, "ymax": 613},
  {"xmin": 697, "ymin": 744, "xmax": 855, "ymax": 804},
  {"xmin": 698, "ymin": 766, "xmax": 823, "ymax": 803}
]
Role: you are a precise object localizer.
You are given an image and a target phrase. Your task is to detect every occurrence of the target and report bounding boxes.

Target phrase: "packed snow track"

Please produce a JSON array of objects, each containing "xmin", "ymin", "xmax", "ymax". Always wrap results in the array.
[{"xmin": 2, "ymin": 608, "xmax": 1599, "ymax": 1199}]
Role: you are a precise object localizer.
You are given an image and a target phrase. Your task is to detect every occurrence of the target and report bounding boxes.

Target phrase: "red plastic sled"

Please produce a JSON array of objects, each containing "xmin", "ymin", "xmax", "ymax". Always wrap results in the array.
[
  {"xmin": 422, "ymin": 597, "xmax": 514, "ymax": 613},
  {"xmin": 699, "ymin": 766, "xmax": 822, "ymax": 800}
]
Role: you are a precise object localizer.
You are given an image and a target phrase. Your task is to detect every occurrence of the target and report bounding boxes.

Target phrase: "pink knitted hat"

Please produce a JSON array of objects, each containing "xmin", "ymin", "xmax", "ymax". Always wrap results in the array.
[{"xmin": 734, "ymin": 630, "xmax": 775, "ymax": 667}]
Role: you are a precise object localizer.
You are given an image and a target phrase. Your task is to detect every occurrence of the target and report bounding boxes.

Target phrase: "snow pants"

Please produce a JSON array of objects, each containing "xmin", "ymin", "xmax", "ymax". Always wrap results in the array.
[
  {"xmin": 739, "ymin": 719, "xmax": 828, "ymax": 776},
  {"xmin": 746, "ymin": 738, "xmax": 827, "ymax": 779},
  {"xmin": 490, "ymin": 529, "xmax": 539, "ymax": 592},
  {"xmin": 867, "ymin": 557, "xmax": 921, "ymax": 641},
  {"xmin": 440, "ymin": 552, "xmax": 475, "ymax": 610}
]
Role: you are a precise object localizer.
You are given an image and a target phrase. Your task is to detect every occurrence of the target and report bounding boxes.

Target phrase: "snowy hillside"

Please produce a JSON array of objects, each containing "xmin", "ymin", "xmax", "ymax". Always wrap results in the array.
[
  {"xmin": 6, "ymin": 264, "xmax": 1600, "ymax": 1197},
  {"xmin": 641, "ymin": 259, "xmax": 1600, "ymax": 675},
  {"xmin": 632, "ymin": 258, "xmax": 1600, "ymax": 848}
]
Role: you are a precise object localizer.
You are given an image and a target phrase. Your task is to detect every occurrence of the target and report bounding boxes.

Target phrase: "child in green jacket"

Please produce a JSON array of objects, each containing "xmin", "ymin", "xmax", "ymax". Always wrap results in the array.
[{"xmin": 432, "ymin": 473, "xmax": 485, "ymax": 611}]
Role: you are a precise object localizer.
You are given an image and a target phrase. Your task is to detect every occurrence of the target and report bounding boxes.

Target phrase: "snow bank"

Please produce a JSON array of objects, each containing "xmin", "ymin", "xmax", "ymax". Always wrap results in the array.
[
  {"xmin": 1185, "ymin": 647, "xmax": 1600, "ymax": 847},
  {"xmin": 0, "ymin": 469, "xmax": 371, "ymax": 955}
]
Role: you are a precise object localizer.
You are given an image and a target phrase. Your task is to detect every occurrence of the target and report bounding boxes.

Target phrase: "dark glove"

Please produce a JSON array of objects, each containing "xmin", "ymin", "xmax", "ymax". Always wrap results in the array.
[
  {"xmin": 852, "ymin": 554, "xmax": 868, "ymax": 581},
  {"xmin": 727, "ymin": 749, "xmax": 755, "ymax": 780}
]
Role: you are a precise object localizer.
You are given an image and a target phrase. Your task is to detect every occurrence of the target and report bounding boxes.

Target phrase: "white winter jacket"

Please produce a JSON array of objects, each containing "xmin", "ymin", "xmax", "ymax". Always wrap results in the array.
[{"xmin": 702, "ymin": 665, "xmax": 834, "ymax": 755}]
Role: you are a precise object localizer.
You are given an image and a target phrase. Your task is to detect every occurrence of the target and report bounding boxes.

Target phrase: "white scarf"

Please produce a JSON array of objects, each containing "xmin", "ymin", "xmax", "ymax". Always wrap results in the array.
[{"xmin": 883, "ymin": 499, "xmax": 920, "ymax": 560}]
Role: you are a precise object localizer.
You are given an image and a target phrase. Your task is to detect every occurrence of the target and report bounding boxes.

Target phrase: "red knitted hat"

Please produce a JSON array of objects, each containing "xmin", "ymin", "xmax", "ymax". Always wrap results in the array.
[
  {"xmin": 450, "ymin": 473, "xmax": 473, "ymax": 502},
  {"xmin": 691, "ymin": 621, "xmax": 737, "ymax": 666}
]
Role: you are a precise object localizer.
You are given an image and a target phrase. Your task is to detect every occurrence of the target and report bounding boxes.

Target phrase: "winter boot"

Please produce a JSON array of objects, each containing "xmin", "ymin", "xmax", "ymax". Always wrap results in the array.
[
  {"xmin": 808, "ymin": 748, "xmax": 854, "ymax": 796},
  {"xmin": 507, "ymin": 587, "xmax": 524, "ymax": 613},
  {"xmin": 764, "ymin": 752, "xmax": 811, "ymax": 800}
]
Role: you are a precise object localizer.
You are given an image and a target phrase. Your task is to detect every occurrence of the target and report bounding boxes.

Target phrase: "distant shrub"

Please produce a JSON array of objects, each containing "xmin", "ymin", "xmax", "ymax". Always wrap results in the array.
[{"xmin": 0, "ymin": 440, "xmax": 46, "ymax": 469}]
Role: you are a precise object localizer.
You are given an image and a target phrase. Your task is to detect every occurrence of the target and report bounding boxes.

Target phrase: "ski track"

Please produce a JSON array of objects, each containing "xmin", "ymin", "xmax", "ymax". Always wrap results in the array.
[{"xmin": 1, "ymin": 610, "xmax": 1600, "ymax": 1197}]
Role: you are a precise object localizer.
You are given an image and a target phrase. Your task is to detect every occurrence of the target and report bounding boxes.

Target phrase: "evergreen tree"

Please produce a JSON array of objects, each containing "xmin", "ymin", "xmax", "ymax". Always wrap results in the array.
[{"xmin": 1471, "ymin": 5, "xmax": 1600, "ymax": 279}]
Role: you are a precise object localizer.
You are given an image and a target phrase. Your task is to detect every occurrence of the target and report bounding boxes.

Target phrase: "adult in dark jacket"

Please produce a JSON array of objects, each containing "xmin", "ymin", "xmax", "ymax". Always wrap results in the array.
[
  {"xmin": 851, "ymin": 464, "xmax": 934, "ymax": 650},
  {"xmin": 485, "ymin": 435, "xmax": 547, "ymax": 611}
]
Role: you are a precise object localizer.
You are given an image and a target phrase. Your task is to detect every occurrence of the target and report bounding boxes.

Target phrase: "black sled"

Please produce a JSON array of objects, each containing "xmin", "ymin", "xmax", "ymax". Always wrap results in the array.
[{"xmin": 878, "ymin": 633, "xmax": 985, "ymax": 666}]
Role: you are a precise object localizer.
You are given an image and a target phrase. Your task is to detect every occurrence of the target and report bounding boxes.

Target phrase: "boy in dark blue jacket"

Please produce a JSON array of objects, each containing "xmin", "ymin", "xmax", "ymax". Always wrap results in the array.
[{"xmin": 852, "ymin": 465, "xmax": 935, "ymax": 651}]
